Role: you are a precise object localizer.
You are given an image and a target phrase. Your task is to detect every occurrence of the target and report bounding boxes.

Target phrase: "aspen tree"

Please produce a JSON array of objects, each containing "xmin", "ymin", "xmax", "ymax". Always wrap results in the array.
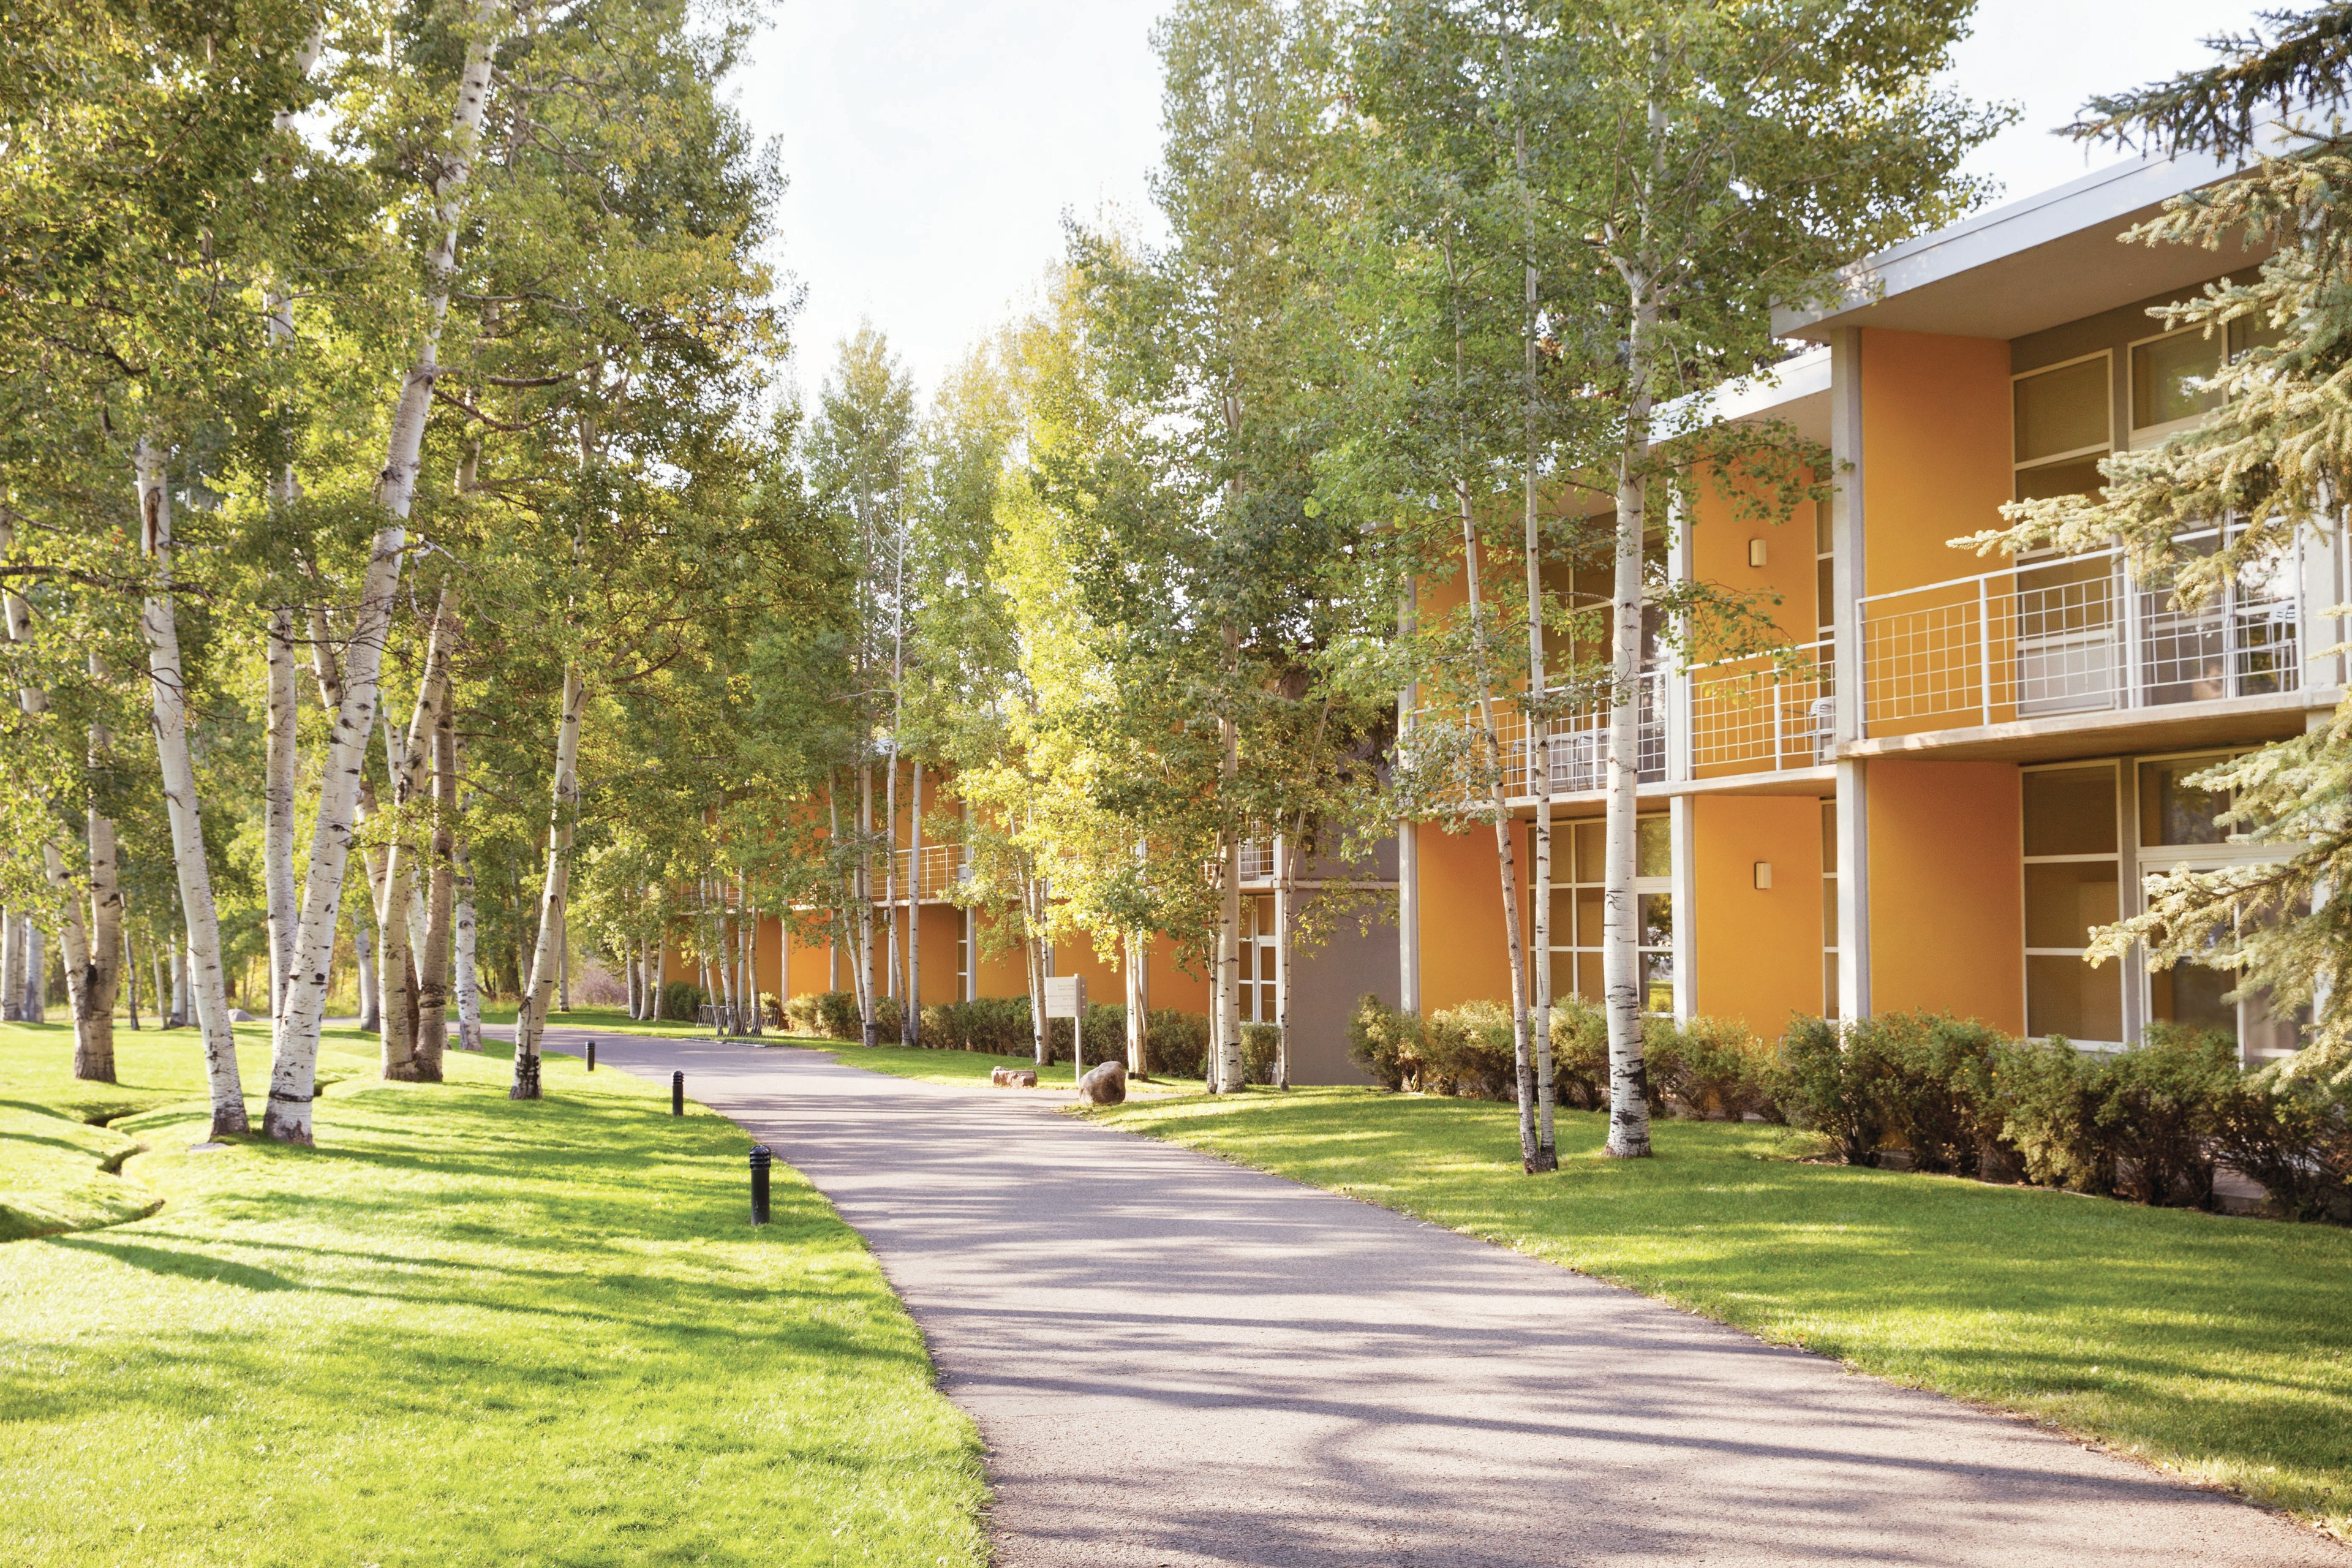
[
  {"xmin": 134, "ymin": 447, "xmax": 243, "ymax": 1126},
  {"xmin": 266, "ymin": 0, "xmax": 508, "ymax": 1143}
]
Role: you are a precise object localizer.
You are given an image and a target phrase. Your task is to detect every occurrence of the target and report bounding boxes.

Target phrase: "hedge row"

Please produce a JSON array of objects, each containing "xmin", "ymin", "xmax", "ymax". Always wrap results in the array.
[
  {"xmin": 1348, "ymin": 995, "xmax": 2352, "ymax": 1219},
  {"xmin": 780, "ymin": 990, "xmax": 1225, "ymax": 1078}
]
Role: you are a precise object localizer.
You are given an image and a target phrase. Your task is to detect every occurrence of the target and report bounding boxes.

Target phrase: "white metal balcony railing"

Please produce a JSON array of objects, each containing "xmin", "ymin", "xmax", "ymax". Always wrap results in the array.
[
  {"xmin": 878, "ymin": 842, "xmax": 965, "ymax": 903},
  {"xmin": 1856, "ymin": 529, "xmax": 2307, "ymax": 734},
  {"xmin": 1412, "ymin": 671, "xmax": 1667, "ymax": 805},
  {"xmin": 1688, "ymin": 637, "xmax": 1836, "ymax": 773}
]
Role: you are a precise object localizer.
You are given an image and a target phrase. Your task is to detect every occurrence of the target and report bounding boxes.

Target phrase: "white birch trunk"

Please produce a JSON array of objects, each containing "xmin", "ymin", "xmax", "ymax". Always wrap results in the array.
[
  {"xmin": 265, "ymin": 0, "xmax": 504, "ymax": 1144},
  {"xmin": 73, "ymin": 796, "xmax": 123, "ymax": 1085},
  {"xmin": 375, "ymin": 592, "xmax": 452, "ymax": 1077},
  {"xmin": 414, "ymin": 682, "xmax": 457, "ymax": 1074},
  {"xmin": 1514, "ymin": 99, "xmax": 1558, "ymax": 1169},
  {"xmin": 1273, "ymin": 835, "xmax": 1291, "ymax": 1093},
  {"xmin": 352, "ymin": 903, "xmax": 379, "ymax": 1030},
  {"xmin": 265, "ymin": 608, "xmax": 298, "ymax": 1017},
  {"xmin": 39, "ymin": 842, "xmax": 91, "ymax": 1041},
  {"xmin": 1601, "ymin": 266, "xmax": 1658, "ymax": 1160},
  {"xmin": 858, "ymin": 760, "xmax": 877, "ymax": 1047},
  {"xmin": 513, "ymin": 665, "xmax": 585, "ymax": 1098},
  {"xmin": 1457, "ymin": 478, "xmax": 1537, "ymax": 1164},
  {"xmin": 905, "ymin": 760, "xmax": 921, "ymax": 1044},
  {"xmin": 0, "ymin": 910, "xmax": 18, "ymax": 1022},
  {"xmin": 453, "ymin": 837, "xmax": 482, "ymax": 1050},
  {"xmin": 24, "ymin": 923, "xmax": 45, "ymax": 1023},
  {"xmin": 134, "ymin": 447, "xmax": 244, "ymax": 1132}
]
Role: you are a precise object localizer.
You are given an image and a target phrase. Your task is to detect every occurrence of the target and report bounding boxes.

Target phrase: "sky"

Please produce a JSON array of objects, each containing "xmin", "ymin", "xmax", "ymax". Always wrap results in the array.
[{"xmin": 730, "ymin": 0, "xmax": 2273, "ymax": 401}]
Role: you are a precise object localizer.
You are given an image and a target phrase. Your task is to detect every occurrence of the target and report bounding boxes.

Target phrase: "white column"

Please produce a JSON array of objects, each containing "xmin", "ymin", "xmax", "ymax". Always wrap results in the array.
[
  {"xmin": 1829, "ymin": 326, "xmax": 1867, "ymax": 746},
  {"xmin": 1670, "ymin": 794, "xmax": 1697, "ymax": 1021},
  {"xmin": 1835, "ymin": 758, "xmax": 1871, "ymax": 1022}
]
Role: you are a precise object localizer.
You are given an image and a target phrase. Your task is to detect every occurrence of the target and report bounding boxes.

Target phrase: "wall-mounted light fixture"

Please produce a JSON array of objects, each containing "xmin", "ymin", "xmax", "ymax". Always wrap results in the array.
[
  {"xmin": 1753, "ymin": 861, "xmax": 1773, "ymax": 890},
  {"xmin": 1748, "ymin": 538, "xmax": 1768, "ymax": 568}
]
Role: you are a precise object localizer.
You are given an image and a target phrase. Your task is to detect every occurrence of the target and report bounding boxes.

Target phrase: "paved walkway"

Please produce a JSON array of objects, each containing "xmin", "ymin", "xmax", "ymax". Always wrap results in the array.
[{"xmin": 533, "ymin": 1028, "xmax": 2345, "ymax": 1567}]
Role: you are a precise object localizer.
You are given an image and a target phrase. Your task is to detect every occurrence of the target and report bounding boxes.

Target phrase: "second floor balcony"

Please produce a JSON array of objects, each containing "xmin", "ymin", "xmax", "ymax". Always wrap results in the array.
[{"xmin": 1854, "ymin": 527, "xmax": 2328, "ymax": 740}]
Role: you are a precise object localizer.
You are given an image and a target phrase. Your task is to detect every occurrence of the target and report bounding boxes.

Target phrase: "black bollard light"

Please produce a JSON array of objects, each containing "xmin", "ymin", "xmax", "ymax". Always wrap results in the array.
[
  {"xmin": 586, "ymin": 1039, "xmax": 597, "ymax": 1072},
  {"xmin": 672, "ymin": 1070, "xmax": 684, "ymax": 1117},
  {"xmin": 749, "ymin": 1144, "xmax": 772, "ymax": 1226}
]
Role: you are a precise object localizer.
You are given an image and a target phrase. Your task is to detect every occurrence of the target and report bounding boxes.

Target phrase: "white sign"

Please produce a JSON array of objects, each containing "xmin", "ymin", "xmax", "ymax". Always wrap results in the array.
[{"xmin": 1042, "ymin": 975, "xmax": 1086, "ymax": 1019}]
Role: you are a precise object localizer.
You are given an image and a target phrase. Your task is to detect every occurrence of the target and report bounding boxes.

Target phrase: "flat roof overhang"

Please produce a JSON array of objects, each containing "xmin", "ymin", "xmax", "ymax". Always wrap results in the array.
[{"xmin": 1772, "ymin": 145, "xmax": 2271, "ymax": 344}]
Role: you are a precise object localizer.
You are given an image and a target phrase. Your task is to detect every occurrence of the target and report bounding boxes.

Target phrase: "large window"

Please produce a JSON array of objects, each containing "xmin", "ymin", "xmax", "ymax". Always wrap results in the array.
[
  {"xmin": 1237, "ymin": 895, "xmax": 1278, "ymax": 1022},
  {"xmin": 1548, "ymin": 815, "xmax": 1672, "ymax": 1011},
  {"xmin": 2137, "ymin": 752, "xmax": 2303, "ymax": 1063},
  {"xmin": 2013, "ymin": 352, "xmax": 2113, "ymax": 503},
  {"xmin": 2022, "ymin": 763, "xmax": 2123, "ymax": 1044}
]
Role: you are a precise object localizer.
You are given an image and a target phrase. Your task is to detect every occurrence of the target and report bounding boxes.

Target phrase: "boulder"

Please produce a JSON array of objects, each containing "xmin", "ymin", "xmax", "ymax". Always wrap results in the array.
[
  {"xmin": 1077, "ymin": 1059, "xmax": 1126, "ymax": 1106},
  {"xmin": 227, "ymin": 1008, "xmax": 256, "ymax": 1022},
  {"xmin": 991, "ymin": 1066, "xmax": 1039, "ymax": 1088}
]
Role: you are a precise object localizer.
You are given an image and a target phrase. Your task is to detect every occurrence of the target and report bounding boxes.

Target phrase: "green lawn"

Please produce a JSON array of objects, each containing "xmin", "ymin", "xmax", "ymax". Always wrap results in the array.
[
  {"xmin": 0, "ymin": 1020, "xmax": 988, "ymax": 1566},
  {"xmin": 1085, "ymin": 1085, "xmax": 2352, "ymax": 1539}
]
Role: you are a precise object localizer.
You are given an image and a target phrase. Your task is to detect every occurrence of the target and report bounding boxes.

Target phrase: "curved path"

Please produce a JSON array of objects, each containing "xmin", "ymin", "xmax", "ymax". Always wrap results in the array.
[{"xmin": 534, "ymin": 1028, "xmax": 2343, "ymax": 1567}]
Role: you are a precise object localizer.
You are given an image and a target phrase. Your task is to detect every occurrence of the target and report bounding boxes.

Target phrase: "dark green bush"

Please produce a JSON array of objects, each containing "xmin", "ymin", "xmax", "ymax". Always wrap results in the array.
[
  {"xmin": 1420, "ymin": 1001, "xmax": 1518, "ymax": 1099},
  {"xmin": 1994, "ymin": 1037, "xmax": 2112, "ymax": 1191},
  {"xmin": 1548, "ymin": 998, "xmax": 1610, "ymax": 1109},
  {"xmin": 1776, "ymin": 1012, "xmax": 2011, "ymax": 1171},
  {"xmin": 2213, "ymin": 1068, "xmax": 2352, "ymax": 1220},
  {"xmin": 1144, "ymin": 1009, "xmax": 1211, "ymax": 1079},
  {"xmin": 1646, "ymin": 1015, "xmax": 1785, "ymax": 1122},
  {"xmin": 1240, "ymin": 1023, "xmax": 1281, "ymax": 1086},
  {"xmin": 659, "ymin": 980, "xmax": 705, "ymax": 1023},
  {"xmin": 1348, "ymin": 995, "xmax": 1420, "ymax": 1090},
  {"xmin": 2094, "ymin": 1025, "xmax": 2237, "ymax": 1206},
  {"xmin": 1777, "ymin": 1016, "xmax": 1885, "ymax": 1164},
  {"xmin": 919, "ymin": 996, "xmax": 1035, "ymax": 1054}
]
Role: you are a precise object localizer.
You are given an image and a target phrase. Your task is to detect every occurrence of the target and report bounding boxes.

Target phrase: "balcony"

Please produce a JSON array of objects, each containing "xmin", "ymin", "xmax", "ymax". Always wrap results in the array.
[
  {"xmin": 1413, "ymin": 672, "xmax": 1667, "ymax": 807},
  {"xmin": 1688, "ymin": 638, "xmax": 1834, "ymax": 775},
  {"xmin": 877, "ymin": 842, "xmax": 965, "ymax": 903},
  {"xmin": 1855, "ymin": 531, "xmax": 2313, "ymax": 739}
]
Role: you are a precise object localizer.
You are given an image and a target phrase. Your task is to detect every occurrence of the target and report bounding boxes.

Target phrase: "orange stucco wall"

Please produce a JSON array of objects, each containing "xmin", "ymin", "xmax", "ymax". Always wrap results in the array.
[
  {"xmin": 1413, "ymin": 818, "xmax": 1519, "ymax": 1011},
  {"xmin": 1692, "ymin": 795, "xmax": 1826, "ymax": 1037},
  {"xmin": 1689, "ymin": 473, "xmax": 1820, "ymax": 644},
  {"xmin": 1865, "ymin": 760, "xmax": 2024, "ymax": 1033},
  {"xmin": 1859, "ymin": 329, "xmax": 2011, "ymax": 598}
]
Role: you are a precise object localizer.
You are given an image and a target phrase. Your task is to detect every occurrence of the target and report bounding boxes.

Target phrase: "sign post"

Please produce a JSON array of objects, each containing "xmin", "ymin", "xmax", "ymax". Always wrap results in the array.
[{"xmin": 1042, "ymin": 974, "xmax": 1086, "ymax": 1085}]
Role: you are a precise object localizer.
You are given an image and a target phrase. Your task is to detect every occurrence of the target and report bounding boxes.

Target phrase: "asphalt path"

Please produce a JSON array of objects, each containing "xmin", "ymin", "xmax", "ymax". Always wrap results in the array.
[{"xmin": 523, "ymin": 1025, "xmax": 2346, "ymax": 1568}]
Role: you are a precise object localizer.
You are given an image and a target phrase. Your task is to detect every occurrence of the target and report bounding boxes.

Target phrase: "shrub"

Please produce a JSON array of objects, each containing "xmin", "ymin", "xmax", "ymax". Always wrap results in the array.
[
  {"xmin": 919, "ymin": 996, "xmax": 1034, "ymax": 1054},
  {"xmin": 2095, "ymin": 1025, "xmax": 2237, "ymax": 1207},
  {"xmin": 2214, "ymin": 1068, "xmax": 2352, "ymax": 1221},
  {"xmin": 1548, "ymin": 998, "xmax": 1610, "ymax": 1110},
  {"xmin": 1777, "ymin": 1016, "xmax": 1885, "ymax": 1164},
  {"xmin": 1420, "ymin": 1001, "xmax": 1518, "ymax": 1099},
  {"xmin": 1348, "ymin": 995, "xmax": 1420, "ymax": 1091},
  {"xmin": 1996, "ymin": 1038, "xmax": 2111, "ymax": 1191},
  {"xmin": 1646, "ymin": 1015, "xmax": 1785, "ymax": 1123},
  {"xmin": 1144, "ymin": 1009, "xmax": 1211, "ymax": 1079},
  {"xmin": 758, "ymin": 991, "xmax": 781, "ymax": 1027},
  {"xmin": 1776, "ymin": 1012, "xmax": 2011, "ymax": 1170},
  {"xmin": 1240, "ymin": 1023, "xmax": 1281, "ymax": 1085},
  {"xmin": 659, "ymin": 980, "xmax": 705, "ymax": 1023},
  {"xmin": 783, "ymin": 990, "xmax": 864, "ymax": 1040}
]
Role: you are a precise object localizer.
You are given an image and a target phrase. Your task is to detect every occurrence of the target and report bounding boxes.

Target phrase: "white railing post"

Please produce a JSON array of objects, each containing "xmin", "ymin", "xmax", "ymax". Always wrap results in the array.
[
  {"xmin": 2122, "ymin": 555, "xmax": 2142, "ymax": 710},
  {"xmin": 1977, "ymin": 576, "xmax": 1992, "ymax": 727}
]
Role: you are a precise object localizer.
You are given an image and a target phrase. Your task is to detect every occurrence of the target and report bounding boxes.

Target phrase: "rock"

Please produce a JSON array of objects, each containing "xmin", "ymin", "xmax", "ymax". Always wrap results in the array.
[
  {"xmin": 227, "ymin": 1008, "xmax": 256, "ymax": 1022},
  {"xmin": 991, "ymin": 1066, "xmax": 1039, "ymax": 1088},
  {"xmin": 1077, "ymin": 1059, "xmax": 1126, "ymax": 1105}
]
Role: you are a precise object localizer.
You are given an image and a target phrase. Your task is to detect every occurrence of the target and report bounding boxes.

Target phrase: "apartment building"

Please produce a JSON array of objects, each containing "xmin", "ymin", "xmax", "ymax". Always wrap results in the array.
[
  {"xmin": 769, "ymin": 146, "xmax": 2320, "ymax": 1079},
  {"xmin": 1401, "ymin": 141, "xmax": 2324, "ymax": 1066}
]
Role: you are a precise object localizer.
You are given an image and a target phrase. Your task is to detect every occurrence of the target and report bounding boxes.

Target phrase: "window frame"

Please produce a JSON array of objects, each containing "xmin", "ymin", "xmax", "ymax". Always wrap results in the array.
[
  {"xmin": 2127, "ymin": 324, "xmax": 2225, "ymax": 449},
  {"xmin": 2019, "ymin": 758, "xmax": 2125, "ymax": 1049},
  {"xmin": 2011, "ymin": 349, "xmax": 2115, "ymax": 493}
]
